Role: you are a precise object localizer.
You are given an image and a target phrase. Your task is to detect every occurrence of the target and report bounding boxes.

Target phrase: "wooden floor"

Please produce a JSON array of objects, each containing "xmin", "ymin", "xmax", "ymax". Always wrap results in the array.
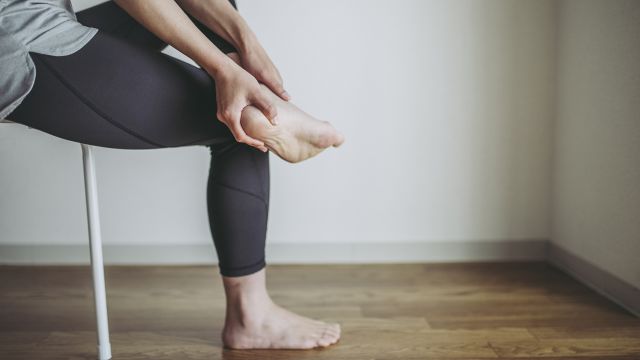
[{"xmin": 1, "ymin": 262, "xmax": 639, "ymax": 360}]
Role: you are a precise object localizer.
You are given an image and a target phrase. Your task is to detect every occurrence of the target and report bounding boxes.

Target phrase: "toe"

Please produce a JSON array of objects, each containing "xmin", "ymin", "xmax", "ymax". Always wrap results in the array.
[
  {"xmin": 317, "ymin": 335, "xmax": 333, "ymax": 347},
  {"xmin": 317, "ymin": 327, "xmax": 335, "ymax": 347},
  {"xmin": 328, "ymin": 332, "xmax": 340, "ymax": 343},
  {"xmin": 333, "ymin": 132, "xmax": 345, "ymax": 147},
  {"xmin": 320, "ymin": 324, "xmax": 339, "ymax": 342},
  {"xmin": 324, "ymin": 325, "xmax": 338, "ymax": 336},
  {"xmin": 303, "ymin": 337, "xmax": 319, "ymax": 349}
]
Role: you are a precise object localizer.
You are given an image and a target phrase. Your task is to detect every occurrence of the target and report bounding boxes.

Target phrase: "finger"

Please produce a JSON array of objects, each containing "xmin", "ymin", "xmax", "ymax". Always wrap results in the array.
[
  {"xmin": 265, "ymin": 77, "xmax": 290, "ymax": 101},
  {"xmin": 230, "ymin": 120, "xmax": 265, "ymax": 149},
  {"xmin": 271, "ymin": 82, "xmax": 290, "ymax": 101},
  {"xmin": 270, "ymin": 68, "xmax": 290, "ymax": 101},
  {"xmin": 253, "ymin": 93, "xmax": 279, "ymax": 125},
  {"xmin": 280, "ymin": 89, "xmax": 291, "ymax": 101},
  {"xmin": 218, "ymin": 103, "xmax": 265, "ymax": 149}
]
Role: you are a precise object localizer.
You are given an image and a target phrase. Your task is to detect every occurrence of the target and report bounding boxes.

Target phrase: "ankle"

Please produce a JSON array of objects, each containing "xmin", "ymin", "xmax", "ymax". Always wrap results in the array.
[
  {"xmin": 222, "ymin": 269, "xmax": 272, "ymax": 326},
  {"xmin": 225, "ymin": 294, "xmax": 273, "ymax": 328},
  {"xmin": 226, "ymin": 286, "xmax": 271, "ymax": 308}
]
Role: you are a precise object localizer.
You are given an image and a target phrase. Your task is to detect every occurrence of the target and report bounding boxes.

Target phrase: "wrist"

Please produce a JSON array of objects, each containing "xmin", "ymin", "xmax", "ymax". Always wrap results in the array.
[
  {"xmin": 236, "ymin": 31, "xmax": 259, "ymax": 55},
  {"xmin": 203, "ymin": 53, "xmax": 236, "ymax": 79},
  {"xmin": 227, "ymin": 17, "xmax": 258, "ymax": 55},
  {"xmin": 215, "ymin": 11, "xmax": 256, "ymax": 54}
]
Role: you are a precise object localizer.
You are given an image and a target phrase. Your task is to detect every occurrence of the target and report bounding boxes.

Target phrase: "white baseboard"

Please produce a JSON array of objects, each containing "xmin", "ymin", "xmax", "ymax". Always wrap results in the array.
[{"xmin": 0, "ymin": 240, "xmax": 547, "ymax": 265}]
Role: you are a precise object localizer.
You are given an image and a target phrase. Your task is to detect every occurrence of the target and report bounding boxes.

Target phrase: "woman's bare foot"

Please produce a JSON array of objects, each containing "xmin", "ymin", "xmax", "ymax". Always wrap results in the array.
[
  {"xmin": 224, "ymin": 52, "xmax": 343, "ymax": 163},
  {"xmin": 221, "ymin": 268, "xmax": 341, "ymax": 349},
  {"xmin": 240, "ymin": 86, "xmax": 345, "ymax": 163}
]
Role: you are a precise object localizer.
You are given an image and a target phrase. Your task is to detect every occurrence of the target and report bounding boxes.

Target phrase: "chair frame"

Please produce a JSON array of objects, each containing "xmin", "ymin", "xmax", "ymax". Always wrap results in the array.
[{"xmin": 82, "ymin": 143, "xmax": 112, "ymax": 360}]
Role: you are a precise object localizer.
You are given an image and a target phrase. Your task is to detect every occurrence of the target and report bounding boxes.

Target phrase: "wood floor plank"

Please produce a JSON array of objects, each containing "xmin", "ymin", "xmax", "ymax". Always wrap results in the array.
[
  {"xmin": 490, "ymin": 338, "xmax": 640, "ymax": 357},
  {"xmin": 528, "ymin": 326, "xmax": 640, "ymax": 340},
  {"xmin": 1, "ymin": 263, "xmax": 639, "ymax": 359}
]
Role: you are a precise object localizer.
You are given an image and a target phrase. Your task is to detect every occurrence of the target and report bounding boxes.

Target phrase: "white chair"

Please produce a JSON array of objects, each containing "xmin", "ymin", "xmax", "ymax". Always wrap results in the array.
[{"xmin": 1, "ymin": 119, "xmax": 112, "ymax": 360}]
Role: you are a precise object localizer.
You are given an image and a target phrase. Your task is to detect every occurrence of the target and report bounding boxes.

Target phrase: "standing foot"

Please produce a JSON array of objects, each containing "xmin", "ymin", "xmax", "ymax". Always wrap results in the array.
[{"xmin": 221, "ymin": 268, "xmax": 341, "ymax": 349}]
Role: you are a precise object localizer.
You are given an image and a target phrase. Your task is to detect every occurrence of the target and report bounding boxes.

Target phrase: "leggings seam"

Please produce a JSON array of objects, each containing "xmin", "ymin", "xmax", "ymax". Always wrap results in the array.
[
  {"xmin": 212, "ymin": 180, "xmax": 268, "ymax": 209},
  {"xmin": 38, "ymin": 55, "xmax": 165, "ymax": 148}
]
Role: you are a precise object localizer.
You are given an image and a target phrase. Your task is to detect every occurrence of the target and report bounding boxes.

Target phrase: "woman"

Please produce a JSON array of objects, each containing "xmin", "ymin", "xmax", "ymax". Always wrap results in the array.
[{"xmin": 0, "ymin": 0, "xmax": 343, "ymax": 350}]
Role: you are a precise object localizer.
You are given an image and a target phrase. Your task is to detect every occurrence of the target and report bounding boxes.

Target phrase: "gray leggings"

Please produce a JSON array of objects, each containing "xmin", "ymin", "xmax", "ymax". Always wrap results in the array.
[{"xmin": 10, "ymin": 0, "xmax": 269, "ymax": 277}]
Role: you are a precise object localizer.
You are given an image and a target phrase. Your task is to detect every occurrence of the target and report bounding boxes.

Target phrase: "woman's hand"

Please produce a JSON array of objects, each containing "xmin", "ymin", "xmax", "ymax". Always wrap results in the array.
[
  {"xmin": 114, "ymin": 0, "xmax": 285, "ymax": 151},
  {"xmin": 211, "ymin": 58, "xmax": 277, "ymax": 151},
  {"xmin": 239, "ymin": 40, "xmax": 291, "ymax": 102}
]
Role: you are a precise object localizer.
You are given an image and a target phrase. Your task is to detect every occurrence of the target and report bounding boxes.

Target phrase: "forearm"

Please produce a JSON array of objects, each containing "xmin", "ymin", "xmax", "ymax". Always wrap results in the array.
[
  {"xmin": 113, "ymin": 0, "xmax": 234, "ymax": 77},
  {"xmin": 174, "ymin": 0, "xmax": 258, "ymax": 54}
]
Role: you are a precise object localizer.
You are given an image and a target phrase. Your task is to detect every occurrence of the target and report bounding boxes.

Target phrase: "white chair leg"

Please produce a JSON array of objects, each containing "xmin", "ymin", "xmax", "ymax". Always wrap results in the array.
[{"xmin": 81, "ymin": 144, "xmax": 112, "ymax": 360}]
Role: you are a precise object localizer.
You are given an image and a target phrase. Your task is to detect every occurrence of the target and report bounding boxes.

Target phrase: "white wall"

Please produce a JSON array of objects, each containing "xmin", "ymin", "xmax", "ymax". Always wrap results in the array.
[
  {"xmin": 0, "ymin": 1, "xmax": 555, "ymax": 251},
  {"xmin": 552, "ymin": 0, "xmax": 640, "ymax": 288}
]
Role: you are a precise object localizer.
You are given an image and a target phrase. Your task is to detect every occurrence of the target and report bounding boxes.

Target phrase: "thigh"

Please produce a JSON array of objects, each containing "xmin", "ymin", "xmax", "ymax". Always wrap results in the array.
[
  {"xmin": 75, "ymin": 1, "xmax": 167, "ymax": 51},
  {"xmin": 10, "ymin": 29, "xmax": 233, "ymax": 149},
  {"xmin": 75, "ymin": 0, "xmax": 239, "ymax": 53}
]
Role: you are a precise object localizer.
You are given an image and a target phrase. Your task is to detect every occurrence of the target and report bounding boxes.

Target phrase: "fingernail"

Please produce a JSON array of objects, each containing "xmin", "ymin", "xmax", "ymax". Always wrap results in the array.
[{"xmin": 282, "ymin": 91, "xmax": 291, "ymax": 100}]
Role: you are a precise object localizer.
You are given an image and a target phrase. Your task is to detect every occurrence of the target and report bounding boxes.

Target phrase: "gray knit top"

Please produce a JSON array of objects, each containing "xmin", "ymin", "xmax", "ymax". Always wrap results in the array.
[{"xmin": 0, "ymin": 0, "xmax": 98, "ymax": 119}]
